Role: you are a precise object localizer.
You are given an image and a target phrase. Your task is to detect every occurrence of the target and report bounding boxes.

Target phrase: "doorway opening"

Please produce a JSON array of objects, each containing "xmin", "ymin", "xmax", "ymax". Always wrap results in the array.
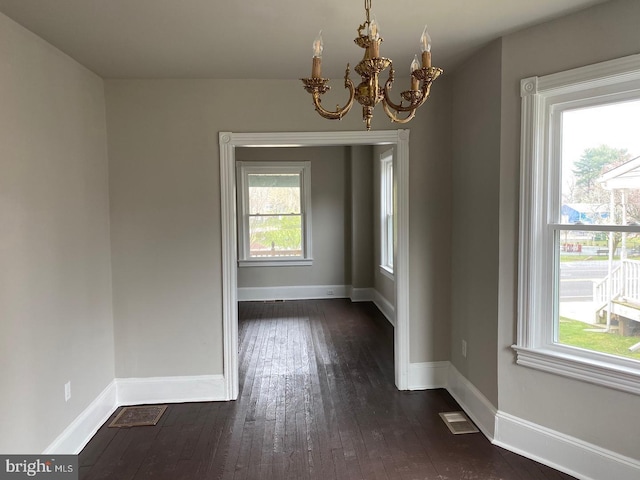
[{"xmin": 219, "ymin": 130, "xmax": 411, "ymax": 400}]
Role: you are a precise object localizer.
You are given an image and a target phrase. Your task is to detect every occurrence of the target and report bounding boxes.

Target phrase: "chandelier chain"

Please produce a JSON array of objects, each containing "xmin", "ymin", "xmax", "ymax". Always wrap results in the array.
[{"xmin": 364, "ymin": 0, "xmax": 371, "ymax": 24}]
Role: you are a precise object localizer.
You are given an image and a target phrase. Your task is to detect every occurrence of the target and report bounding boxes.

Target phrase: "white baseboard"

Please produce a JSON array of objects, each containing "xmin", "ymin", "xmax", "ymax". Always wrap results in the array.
[
  {"xmin": 446, "ymin": 364, "xmax": 497, "ymax": 440},
  {"xmin": 237, "ymin": 285, "xmax": 398, "ymax": 329},
  {"xmin": 43, "ymin": 380, "xmax": 118, "ymax": 455},
  {"xmin": 494, "ymin": 411, "xmax": 640, "ymax": 480},
  {"xmin": 45, "ymin": 361, "xmax": 639, "ymax": 480},
  {"xmin": 116, "ymin": 374, "xmax": 227, "ymax": 405},
  {"xmin": 350, "ymin": 287, "xmax": 375, "ymax": 302},
  {"xmin": 407, "ymin": 363, "xmax": 640, "ymax": 480},
  {"xmin": 407, "ymin": 361, "xmax": 449, "ymax": 390},
  {"xmin": 237, "ymin": 284, "xmax": 349, "ymax": 301},
  {"xmin": 372, "ymin": 290, "xmax": 395, "ymax": 327},
  {"xmin": 43, "ymin": 375, "xmax": 227, "ymax": 455}
]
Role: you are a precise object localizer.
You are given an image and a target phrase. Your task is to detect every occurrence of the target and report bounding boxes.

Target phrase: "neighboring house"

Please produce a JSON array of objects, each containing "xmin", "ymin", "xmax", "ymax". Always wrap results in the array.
[
  {"xmin": 561, "ymin": 203, "xmax": 609, "ymax": 224},
  {"xmin": 599, "ymin": 155, "xmax": 640, "ymax": 193}
]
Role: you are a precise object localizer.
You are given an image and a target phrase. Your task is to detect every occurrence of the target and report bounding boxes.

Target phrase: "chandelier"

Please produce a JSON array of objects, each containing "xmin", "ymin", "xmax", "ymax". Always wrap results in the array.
[{"xmin": 301, "ymin": 0, "xmax": 443, "ymax": 130}]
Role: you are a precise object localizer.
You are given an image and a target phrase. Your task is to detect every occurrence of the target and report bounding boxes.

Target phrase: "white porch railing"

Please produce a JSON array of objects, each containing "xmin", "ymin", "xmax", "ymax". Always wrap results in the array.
[{"xmin": 593, "ymin": 260, "xmax": 640, "ymax": 317}]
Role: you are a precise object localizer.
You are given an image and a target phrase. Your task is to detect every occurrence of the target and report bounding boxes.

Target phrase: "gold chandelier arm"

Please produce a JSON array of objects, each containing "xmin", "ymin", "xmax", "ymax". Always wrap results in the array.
[
  {"xmin": 311, "ymin": 77, "xmax": 355, "ymax": 120},
  {"xmin": 381, "ymin": 100, "xmax": 417, "ymax": 124},
  {"xmin": 382, "ymin": 80, "xmax": 431, "ymax": 113}
]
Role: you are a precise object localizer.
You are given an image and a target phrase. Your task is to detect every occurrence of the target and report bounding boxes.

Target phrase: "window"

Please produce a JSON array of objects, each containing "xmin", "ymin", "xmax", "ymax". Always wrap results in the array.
[
  {"xmin": 237, "ymin": 161, "xmax": 312, "ymax": 267},
  {"xmin": 516, "ymin": 54, "xmax": 640, "ymax": 395},
  {"xmin": 380, "ymin": 150, "xmax": 394, "ymax": 277}
]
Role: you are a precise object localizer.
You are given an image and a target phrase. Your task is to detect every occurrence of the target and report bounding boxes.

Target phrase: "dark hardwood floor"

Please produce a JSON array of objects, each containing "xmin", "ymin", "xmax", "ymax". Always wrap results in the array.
[{"xmin": 79, "ymin": 299, "xmax": 575, "ymax": 480}]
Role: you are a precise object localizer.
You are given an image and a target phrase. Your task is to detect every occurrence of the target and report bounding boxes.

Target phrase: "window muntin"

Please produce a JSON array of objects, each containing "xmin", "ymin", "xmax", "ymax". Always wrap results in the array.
[
  {"xmin": 237, "ymin": 162, "xmax": 311, "ymax": 266},
  {"xmin": 516, "ymin": 54, "xmax": 640, "ymax": 395}
]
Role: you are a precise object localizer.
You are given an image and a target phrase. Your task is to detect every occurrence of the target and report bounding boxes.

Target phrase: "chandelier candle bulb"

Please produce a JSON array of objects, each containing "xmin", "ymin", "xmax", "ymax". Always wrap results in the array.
[
  {"xmin": 421, "ymin": 25, "xmax": 432, "ymax": 67},
  {"xmin": 312, "ymin": 31, "xmax": 323, "ymax": 78},
  {"xmin": 371, "ymin": 40, "xmax": 380, "ymax": 59},
  {"xmin": 369, "ymin": 17, "xmax": 380, "ymax": 57},
  {"xmin": 312, "ymin": 57, "xmax": 321, "ymax": 78},
  {"xmin": 410, "ymin": 55, "xmax": 421, "ymax": 90}
]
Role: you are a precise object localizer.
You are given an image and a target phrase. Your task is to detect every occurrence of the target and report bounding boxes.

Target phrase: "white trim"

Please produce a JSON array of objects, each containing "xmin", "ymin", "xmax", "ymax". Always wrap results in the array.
[
  {"xmin": 407, "ymin": 361, "xmax": 449, "ymax": 390},
  {"xmin": 444, "ymin": 365, "xmax": 640, "ymax": 480},
  {"xmin": 349, "ymin": 287, "xmax": 375, "ymax": 302},
  {"xmin": 494, "ymin": 411, "xmax": 640, "ymax": 480},
  {"xmin": 395, "ymin": 130, "xmax": 411, "ymax": 389},
  {"xmin": 43, "ymin": 368, "xmax": 640, "ymax": 480},
  {"xmin": 116, "ymin": 375, "xmax": 226, "ymax": 405},
  {"xmin": 536, "ymin": 53, "xmax": 640, "ymax": 95},
  {"xmin": 219, "ymin": 133, "xmax": 239, "ymax": 401},
  {"xmin": 236, "ymin": 161, "xmax": 312, "ymax": 265},
  {"xmin": 43, "ymin": 381, "xmax": 118, "ymax": 455},
  {"xmin": 43, "ymin": 375, "xmax": 228, "ymax": 454},
  {"xmin": 237, "ymin": 284, "xmax": 349, "ymax": 301},
  {"xmin": 379, "ymin": 264, "xmax": 394, "ymax": 280},
  {"xmin": 405, "ymin": 364, "xmax": 640, "ymax": 480},
  {"xmin": 513, "ymin": 345, "xmax": 640, "ymax": 395},
  {"xmin": 372, "ymin": 289, "xmax": 395, "ymax": 327},
  {"xmin": 236, "ymin": 286, "xmax": 398, "ymax": 327},
  {"xmin": 446, "ymin": 365, "xmax": 497, "ymax": 440},
  {"xmin": 238, "ymin": 259, "xmax": 313, "ymax": 267},
  {"xmin": 220, "ymin": 130, "xmax": 411, "ymax": 395},
  {"xmin": 380, "ymin": 150, "xmax": 394, "ymax": 273}
]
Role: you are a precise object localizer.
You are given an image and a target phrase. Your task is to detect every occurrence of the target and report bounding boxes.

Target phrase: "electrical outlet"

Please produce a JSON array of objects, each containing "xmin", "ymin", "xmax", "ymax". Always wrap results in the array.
[
  {"xmin": 64, "ymin": 381, "xmax": 71, "ymax": 402},
  {"xmin": 461, "ymin": 340, "xmax": 467, "ymax": 358}
]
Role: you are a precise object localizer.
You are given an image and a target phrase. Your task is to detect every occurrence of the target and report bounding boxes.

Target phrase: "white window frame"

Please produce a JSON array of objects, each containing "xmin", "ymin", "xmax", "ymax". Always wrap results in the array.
[
  {"xmin": 380, "ymin": 150, "xmax": 394, "ymax": 278},
  {"xmin": 236, "ymin": 161, "xmax": 312, "ymax": 267},
  {"xmin": 515, "ymin": 54, "xmax": 640, "ymax": 396}
]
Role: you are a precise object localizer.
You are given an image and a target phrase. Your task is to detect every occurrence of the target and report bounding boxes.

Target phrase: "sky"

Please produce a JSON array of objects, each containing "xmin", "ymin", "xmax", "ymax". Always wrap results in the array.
[{"xmin": 562, "ymin": 99, "xmax": 640, "ymax": 188}]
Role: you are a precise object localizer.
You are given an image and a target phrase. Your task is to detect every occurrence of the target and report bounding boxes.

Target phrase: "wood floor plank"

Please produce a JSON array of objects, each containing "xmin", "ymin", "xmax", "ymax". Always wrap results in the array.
[{"xmin": 79, "ymin": 299, "xmax": 576, "ymax": 480}]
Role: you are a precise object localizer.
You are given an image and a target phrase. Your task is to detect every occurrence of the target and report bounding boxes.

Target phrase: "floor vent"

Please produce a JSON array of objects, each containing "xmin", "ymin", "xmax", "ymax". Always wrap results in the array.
[
  {"xmin": 438, "ymin": 411, "xmax": 479, "ymax": 435},
  {"xmin": 109, "ymin": 405, "xmax": 167, "ymax": 428}
]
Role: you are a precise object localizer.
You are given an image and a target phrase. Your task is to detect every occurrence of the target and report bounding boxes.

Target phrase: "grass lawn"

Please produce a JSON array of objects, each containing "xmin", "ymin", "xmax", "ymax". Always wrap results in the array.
[
  {"xmin": 558, "ymin": 317, "xmax": 640, "ymax": 361},
  {"xmin": 559, "ymin": 254, "xmax": 640, "ymax": 262}
]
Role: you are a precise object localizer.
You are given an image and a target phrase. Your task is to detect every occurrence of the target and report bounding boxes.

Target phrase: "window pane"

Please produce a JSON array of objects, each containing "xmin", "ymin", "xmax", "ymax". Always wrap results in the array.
[
  {"xmin": 248, "ymin": 174, "xmax": 301, "ymax": 215},
  {"xmin": 248, "ymin": 214, "xmax": 302, "ymax": 257},
  {"xmin": 557, "ymin": 229, "xmax": 640, "ymax": 361},
  {"xmin": 561, "ymin": 100, "xmax": 640, "ymax": 226},
  {"xmin": 386, "ymin": 214, "xmax": 393, "ymax": 268}
]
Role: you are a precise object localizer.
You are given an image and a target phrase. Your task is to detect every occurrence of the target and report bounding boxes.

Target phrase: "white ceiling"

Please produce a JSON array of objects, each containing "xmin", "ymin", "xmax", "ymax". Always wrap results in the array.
[{"xmin": 0, "ymin": 0, "xmax": 609, "ymax": 79}]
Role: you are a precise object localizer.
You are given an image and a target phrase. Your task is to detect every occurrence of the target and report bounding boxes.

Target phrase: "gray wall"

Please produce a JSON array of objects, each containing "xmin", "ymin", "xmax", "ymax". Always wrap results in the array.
[
  {"xmin": 105, "ymin": 78, "xmax": 453, "ymax": 378},
  {"xmin": 498, "ymin": 0, "xmax": 640, "ymax": 459},
  {"xmin": 0, "ymin": 13, "xmax": 114, "ymax": 453},
  {"xmin": 236, "ymin": 147, "xmax": 349, "ymax": 288},
  {"xmin": 349, "ymin": 146, "xmax": 375, "ymax": 290},
  {"xmin": 450, "ymin": 39, "xmax": 502, "ymax": 406}
]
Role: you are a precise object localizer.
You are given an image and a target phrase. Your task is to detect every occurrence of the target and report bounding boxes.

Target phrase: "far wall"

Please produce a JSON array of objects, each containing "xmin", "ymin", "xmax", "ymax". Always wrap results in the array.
[{"xmin": 235, "ymin": 146, "xmax": 391, "ymax": 307}]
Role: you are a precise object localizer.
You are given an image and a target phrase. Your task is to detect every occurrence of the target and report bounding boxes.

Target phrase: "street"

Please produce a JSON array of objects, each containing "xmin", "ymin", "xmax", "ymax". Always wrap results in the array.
[{"xmin": 560, "ymin": 259, "xmax": 619, "ymax": 301}]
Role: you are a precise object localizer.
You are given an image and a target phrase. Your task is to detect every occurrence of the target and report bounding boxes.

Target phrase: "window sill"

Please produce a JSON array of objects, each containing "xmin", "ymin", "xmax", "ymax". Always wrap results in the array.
[
  {"xmin": 379, "ymin": 265, "xmax": 394, "ymax": 280},
  {"xmin": 238, "ymin": 258, "xmax": 313, "ymax": 268},
  {"xmin": 512, "ymin": 344, "xmax": 640, "ymax": 395}
]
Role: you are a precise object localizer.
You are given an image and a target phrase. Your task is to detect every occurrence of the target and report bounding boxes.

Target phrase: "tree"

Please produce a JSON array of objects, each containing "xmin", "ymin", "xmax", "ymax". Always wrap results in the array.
[
  {"xmin": 571, "ymin": 145, "xmax": 640, "ymax": 255},
  {"xmin": 572, "ymin": 145, "xmax": 630, "ymax": 201}
]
